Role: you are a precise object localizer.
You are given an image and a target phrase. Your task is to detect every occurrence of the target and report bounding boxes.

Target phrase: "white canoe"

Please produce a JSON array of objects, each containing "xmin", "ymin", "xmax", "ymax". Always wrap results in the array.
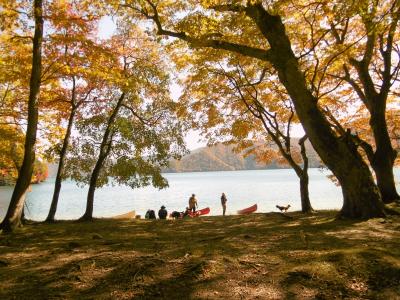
[{"xmin": 111, "ymin": 210, "xmax": 136, "ymax": 219}]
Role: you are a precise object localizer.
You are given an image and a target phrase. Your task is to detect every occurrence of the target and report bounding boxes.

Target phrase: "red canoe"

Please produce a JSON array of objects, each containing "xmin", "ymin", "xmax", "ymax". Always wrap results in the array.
[
  {"xmin": 188, "ymin": 207, "xmax": 210, "ymax": 217},
  {"xmin": 237, "ymin": 204, "xmax": 257, "ymax": 215}
]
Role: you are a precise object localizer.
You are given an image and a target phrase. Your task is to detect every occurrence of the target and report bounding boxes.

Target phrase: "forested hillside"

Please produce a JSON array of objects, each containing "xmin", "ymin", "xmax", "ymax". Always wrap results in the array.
[
  {"xmin": 164, "ymin": 140, "xmax": 321, "ymax": 173},
  {"xmin": 46, "ymin": 140, "xmax": 321, "ymax": 175}
]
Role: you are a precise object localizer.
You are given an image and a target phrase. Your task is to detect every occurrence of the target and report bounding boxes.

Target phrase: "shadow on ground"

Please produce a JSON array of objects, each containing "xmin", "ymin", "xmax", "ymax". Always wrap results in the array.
[{"xmin": 1, "ymin": 211, "xmax": 399, "ymax": 299}]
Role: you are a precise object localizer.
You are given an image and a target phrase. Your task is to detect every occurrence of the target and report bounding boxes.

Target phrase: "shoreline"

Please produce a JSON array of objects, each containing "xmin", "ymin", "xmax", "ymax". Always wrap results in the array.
[{"xmin": 2, "ymin": 209, "xmax": 336, "ymax": 224}]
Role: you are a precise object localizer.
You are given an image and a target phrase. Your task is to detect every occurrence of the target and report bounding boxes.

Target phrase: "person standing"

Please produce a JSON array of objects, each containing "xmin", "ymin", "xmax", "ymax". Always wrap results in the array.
[
  {"xmin": 221, "ymin": 193, "xmax": 227, "ymax": 216},
  {"xmin": 158, "ymin": 205, "xmax": 167, "ymax": 219},
  {"xmin": 188, "ymin": 194, "xmax": 198, "ymax": 213}
]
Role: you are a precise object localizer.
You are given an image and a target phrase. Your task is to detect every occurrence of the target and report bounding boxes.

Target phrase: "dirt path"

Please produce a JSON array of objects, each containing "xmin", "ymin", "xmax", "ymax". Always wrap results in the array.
[{"xmin": 1, "ymin": 211, "xmax": 399, "ymax": 299}]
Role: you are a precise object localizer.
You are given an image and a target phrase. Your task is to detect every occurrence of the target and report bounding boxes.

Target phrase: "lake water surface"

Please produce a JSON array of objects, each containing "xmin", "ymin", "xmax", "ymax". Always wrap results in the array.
[{"xmin": 1, "ymin": 168, "xmax": 399, "ymax": 221}]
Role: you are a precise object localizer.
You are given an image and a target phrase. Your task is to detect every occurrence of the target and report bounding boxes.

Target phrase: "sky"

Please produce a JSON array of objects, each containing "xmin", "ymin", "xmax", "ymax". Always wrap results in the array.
[
  {"xmin": 98, "ymin": 16, "xmax": 116, "ymax": 39},
  {"xmin": 97, "ymin": 17, "xmax": 305, "ymax": 150}
]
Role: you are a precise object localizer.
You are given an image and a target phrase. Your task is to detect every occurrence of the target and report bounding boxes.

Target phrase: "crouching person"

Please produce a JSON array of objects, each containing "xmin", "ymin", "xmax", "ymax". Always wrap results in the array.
[
  {"xmin": 145, "ymin": 209, "xmax": 156, "ymax": 219},
  {"xmin": 171, "ymin": 211, "xmax": 181, "ymax": 219}
]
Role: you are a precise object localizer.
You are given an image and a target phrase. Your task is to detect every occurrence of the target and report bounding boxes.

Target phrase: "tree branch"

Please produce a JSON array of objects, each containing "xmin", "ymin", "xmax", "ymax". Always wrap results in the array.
[{"xmin": 133, "ymin": 0, "xmax": 273, "ymax": 62}]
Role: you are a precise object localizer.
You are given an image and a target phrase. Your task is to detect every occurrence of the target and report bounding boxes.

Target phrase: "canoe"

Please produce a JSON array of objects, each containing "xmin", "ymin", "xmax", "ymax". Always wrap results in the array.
[
  {"xmin": 188, "ymin": 207, "xmax": 210, "ymax": 217},
  {"xmin": 237, "ymin": 204, "xmax": 257, "ymax": 215},
  {"xmin": 111, "ymin": 210, "xmax": 136, "ymax": 219}
]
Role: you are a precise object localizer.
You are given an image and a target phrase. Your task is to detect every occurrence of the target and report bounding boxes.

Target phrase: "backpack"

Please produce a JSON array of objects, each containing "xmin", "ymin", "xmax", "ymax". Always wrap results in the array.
[{"xmin": 149, "ymin": 210, "xmax": 156, "ymax": 219}]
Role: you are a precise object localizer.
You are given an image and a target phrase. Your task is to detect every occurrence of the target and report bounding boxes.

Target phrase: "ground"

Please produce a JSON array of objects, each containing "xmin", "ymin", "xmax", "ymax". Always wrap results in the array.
[{"xmin": 1, "ymin": 211, "xmax": 400, "ymax": 299}]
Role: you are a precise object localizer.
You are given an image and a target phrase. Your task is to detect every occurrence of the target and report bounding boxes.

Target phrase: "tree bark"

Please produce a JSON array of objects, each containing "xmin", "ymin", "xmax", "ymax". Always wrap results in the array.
[
  {"xmin": 80, "ymin": 154, "xmax": 108, "ymax": 221},
  {"xmin": 299, "ymin": 173, "xmax": 313, "ymax": 213},
  {"xmin": 347, "ymin": 60, "xmax": 399, "ymax": 204},
  {"xmin": 343, "ymin": 6, "xmax": 400, "ymax": 203},
  {"xmin": 370, "ymin": 104, "xmax": 399, "ymax": 203},
  {"xmin": 0, "ymin": 0, "xmax": 43, "ymax": 232},
  {"xmin": 344, "ymin": 76, "xmax": 399, "ymax": 204},
  {"xmin": 46, "ymin": 106, "xmax": 77, "ymax": 222},
  {"xmin": 286, "ymin": 159, "xmax": 313, "ymax": 214},
  {"xmin": 298, "ymin": 136, "xmax": 313, "ymax": 213},
  {"xmin": 268, "ymin": 133, "xmax": 314, "ymax": 214},
  {"xmin": 245, "ymin": 4, "xmax": 385, "ymax": 218},
  {"xmin": 79, "ymin": 93, "xmax": 125, "ymax": 221},
  {"xmin": 142, "ymin": 2, "xmax": 385, "ymax": 218}
]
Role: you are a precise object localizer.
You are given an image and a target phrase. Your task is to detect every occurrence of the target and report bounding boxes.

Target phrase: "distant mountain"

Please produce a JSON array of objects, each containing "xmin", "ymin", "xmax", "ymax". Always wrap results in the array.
[
  {"xmin": 46, "ymin": 140, "xmax": 322, "ymax": 177},
  {"xmin": 163, "ymin": 140, "xmax": 322, "ymax": 173}
]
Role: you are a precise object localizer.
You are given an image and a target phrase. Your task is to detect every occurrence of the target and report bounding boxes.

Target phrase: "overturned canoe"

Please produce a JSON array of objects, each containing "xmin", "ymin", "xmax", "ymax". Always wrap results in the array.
[
  {"xmin": 188, "ymin": 207, "xmax": 210, "ymax": 217},
  {"xmin": 237, "ymin": 204, "xmax": 257, "ymax": 215},
  {"xmin": 111, "ymin": 210, "xmax": 136, "ymax": 219}
]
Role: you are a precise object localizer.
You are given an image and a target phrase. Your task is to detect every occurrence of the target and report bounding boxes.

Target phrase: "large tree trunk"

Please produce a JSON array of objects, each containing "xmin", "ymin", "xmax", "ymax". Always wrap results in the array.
[
  {"xmin": 46, "ymin": 106, "xmax": 77, "ymax": 222},
  {"xmin": 339, "ymin": 165, "xmax": 386, "ymax": 218},
  {"xmin": 0, "ymin": 0, "xmax": 43, "ymax": 233},
  {"xmin": 79, "ymin": 93, "xmax": 125, "ymax": 221},
  {"xmin": 246, "ymin": 5, "xmax": 385, "ymax": 218},
  {"xmin": 370, "ymin": 103, "xmax": 399, "ymax": 204},
  {"xmin": 348, "ymin": 56, "xmax": 399, "ymax": 204},
  {"xmin": 143, "ymin": 2, "xmax": 385, "ymax": 218},
  {"xmin": 345, "ymin": 7, "xmax": 400, "ymax": 204}
]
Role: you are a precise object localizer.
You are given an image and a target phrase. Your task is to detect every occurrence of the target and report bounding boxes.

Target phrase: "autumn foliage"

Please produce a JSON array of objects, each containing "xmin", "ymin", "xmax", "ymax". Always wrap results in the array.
[{"xmin": 0, "ymin": 0, "xmax": 399, "ymax": 230}]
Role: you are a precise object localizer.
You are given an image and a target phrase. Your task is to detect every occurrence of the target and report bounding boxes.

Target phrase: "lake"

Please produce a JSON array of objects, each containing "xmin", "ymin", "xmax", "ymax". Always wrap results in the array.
[{"xmin": 1, "ymin": 168, "xmax": 399, "ymax": 221}]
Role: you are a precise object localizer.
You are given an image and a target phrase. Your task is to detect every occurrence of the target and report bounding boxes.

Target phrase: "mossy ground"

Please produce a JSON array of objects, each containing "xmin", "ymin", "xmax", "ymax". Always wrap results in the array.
[{"xmin": 1, "ymin": 210, "xmax": 400, "ymax": 299}]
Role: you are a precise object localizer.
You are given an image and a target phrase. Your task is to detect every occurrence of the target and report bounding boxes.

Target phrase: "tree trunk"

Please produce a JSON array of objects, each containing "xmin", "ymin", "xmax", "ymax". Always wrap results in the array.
[
  {"xmin": 298, "ymin": 136, "xmax": 313, "ymax": 214},
  {"xmin": 370, "ymin": 103, "xmax": 399, "ymax": 204},
  {"xmin": 339, "ymin": 165, "xmax": 386, "ymax": 218},
  {"xmin": 373, "ymin": 158, "xmax": 399, "ymax": 204},
  {"xmin": 272, "ymin": 136, "xmax": 314, "ymax": 214},
  {"xmin": 0, "ymin": 0, "xmax": 43, "ymax": 233},
  {"xmin": 289, "ymin": 164, "xmax": 313, "ymax": 214},
  {"xmin": 144, "ymin": 2, "xmax": 385, "ymax": 218},
  {"xmin": 245, "ymin": 4, "xmax": 385, "ymax": 218},
  {"xmin": 344, "ymin": 8, "xmax": 400, "ymax": 204},
  {"xmin": 46, "ymin": 106, "xmax": 77, "ymax": 222},
  {"xmin": 248, "ymin": 95, "xmax": 314, "ymax": 214},
  {"xmin": 80, "ymin": 158, "xmax": 105, "ymax": 221},
  {"xmin": 299, "ymin": 173, "xmax": 313, "ymax": 214},
  {"xmin": 79, "ymin": 93, "xmax": 125, "ymax": 221}
]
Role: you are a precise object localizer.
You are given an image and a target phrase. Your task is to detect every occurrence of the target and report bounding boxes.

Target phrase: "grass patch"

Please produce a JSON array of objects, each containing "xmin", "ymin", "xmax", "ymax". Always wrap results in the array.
[{"xmin": 1, "ymin": 211, "xmax": 400, "ymax": 299}]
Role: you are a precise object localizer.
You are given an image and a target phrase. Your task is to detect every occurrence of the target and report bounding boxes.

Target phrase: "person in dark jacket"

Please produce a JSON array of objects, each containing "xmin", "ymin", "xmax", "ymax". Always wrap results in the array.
[
  {"xmin": 145, "ymin": 210, "xmax": 151, "ymax": 219},
  {"xmin": 145, "ymin": 209, "xmax": 156, "ymax": 219},
  {"xmin": 221, "ymin": 193, "xmax": 227, "ymax": 216},
  {"xmin": 158, "ymin": 205, "xmax": 168, "ymax": 219},
  {"xmin": 182, "ymin": 207, "xmax": 191, "ymax": 218},
  {"xmin": 149, "ymin": 210, "xmax": 156, "ymax": 219},
  {"xmin": 171, "ymin": 211, "xmax": 181, "ymax": 219}
]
